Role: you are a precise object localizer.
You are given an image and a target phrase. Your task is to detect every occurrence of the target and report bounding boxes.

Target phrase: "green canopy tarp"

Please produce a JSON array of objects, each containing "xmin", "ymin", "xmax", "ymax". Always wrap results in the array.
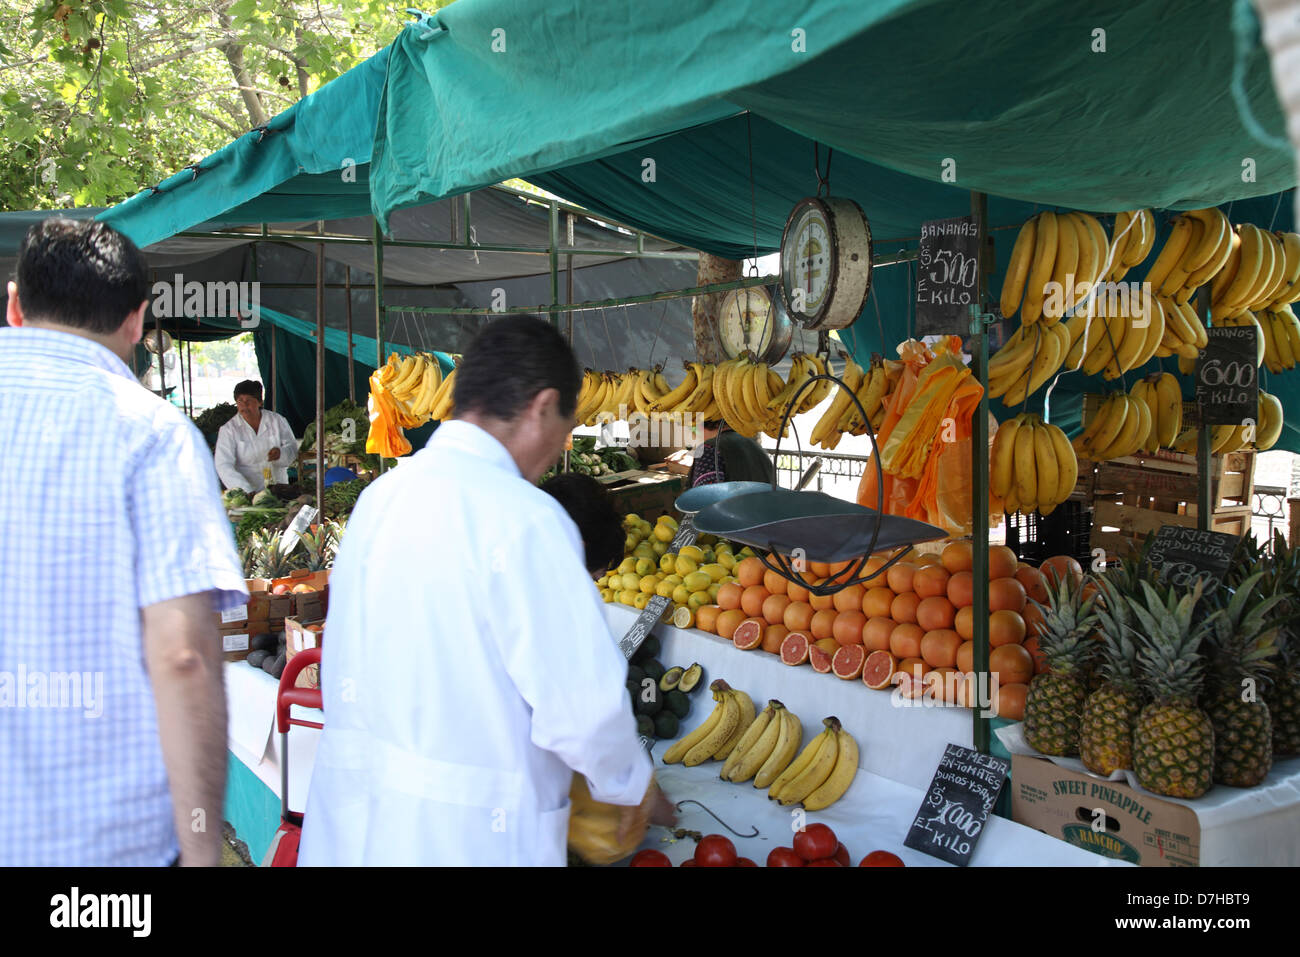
[{"xmin": 90, "ymin": 0, "xmax": 1300, "ymax": 452}]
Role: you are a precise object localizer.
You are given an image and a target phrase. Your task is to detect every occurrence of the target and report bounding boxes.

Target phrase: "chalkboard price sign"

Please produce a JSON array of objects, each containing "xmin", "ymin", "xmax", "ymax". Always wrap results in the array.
[
  {"xmin": 1144, "ymin": 524, "xmax": 1242, "ymax": 596},
  {"xmin": 915, "ymin": 216, "xmax": 980, "ymax": 336},
  {"xmin": 904, "ymin": 744, "xmax": 1009, "ymax": 866},
  {"xmin": 1196, "ymin": 326, "xmax": 1258, "ymax": 425}
]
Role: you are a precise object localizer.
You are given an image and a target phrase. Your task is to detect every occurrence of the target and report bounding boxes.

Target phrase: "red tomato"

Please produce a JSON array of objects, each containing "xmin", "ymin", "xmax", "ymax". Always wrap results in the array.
[
  {"xmin": 735, "ymin": 857, "xmax": 757, "ymax": 867},
  {"xmin": 679, "ymin": 859, "xmax": 697, "ymax": 867},
  {"xmin": 694, "ymin": 834, "xmax": 738, "ymax": 868},
  {"xmin": 833, "ymin": 842, "xmax": 851, "ymax": 867},
  {"xmin": 792, "ymin": 823, "xmax": 838, "ymax": 862},
  {"xmin": 629, "ymin": 849, "xmax": 671, "ymax": 867},
  {"xmin": 766, "ymin": 847, "xmax": 805, "ymax": 867},
  {"xmin": 807, "ymin": 858, "xmax": 842, "ymax": 866},
  {"xmin": 859, "ymin": 850, "xmax": 905, "ymax": 867}
]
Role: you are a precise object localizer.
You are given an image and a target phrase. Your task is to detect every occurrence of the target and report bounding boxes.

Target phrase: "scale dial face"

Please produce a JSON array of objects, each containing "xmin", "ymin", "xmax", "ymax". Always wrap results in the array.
[
  {"xmin": 719, "ymin": 286, "xmax": 774, "ymax": 359},
  {"xmin": 779, "ymin": 197, "xmax": 872, "ymax": 331},
  {"xmin": 781, "ymin": 200, "xmax": 834, "ymax": 324}
]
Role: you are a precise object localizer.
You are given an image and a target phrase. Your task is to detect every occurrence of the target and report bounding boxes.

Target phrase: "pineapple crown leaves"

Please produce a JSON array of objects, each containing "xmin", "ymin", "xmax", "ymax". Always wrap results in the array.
[
  {"xmin": 1128, "ymin": 579, "xmax": 1213, "ymax": 700},
  {"xmin": 1202, "ymin": 572, "xmax": 1284, "ymax": 685},
  {"xmin": 1090, "ymin": 572, "xmax": 1142, "ymax": 683},
  {"xmin": 1027, "ymin": 570, "xmax": 1101, "ymax": 675}
]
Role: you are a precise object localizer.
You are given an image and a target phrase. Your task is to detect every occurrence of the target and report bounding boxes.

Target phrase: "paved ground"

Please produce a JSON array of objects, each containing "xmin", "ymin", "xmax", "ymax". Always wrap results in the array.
[{"xmin": 222, "ymin": 822, "xmax": 253, "ymax": 866}]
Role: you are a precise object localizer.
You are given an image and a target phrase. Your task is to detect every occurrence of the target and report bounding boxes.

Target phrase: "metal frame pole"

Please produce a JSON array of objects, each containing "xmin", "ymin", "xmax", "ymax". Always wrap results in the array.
[
  {"xmin": 315, "ymin": 223, "xmax": 326, "ymax": 516},
  {"xmin": 970, "ymin": 191, "xmax": 992, "ymax": 756},
  {"xmin": 549, "ymin": 200, "xmax": 560, "ymax": 327},
  {"xmin": 1196, "ymin": 285, "xmax": 1212, "ymax": 529},
  {"xmin": 374, "ymin": 219, "xmax": 386, "ymax": 476},
  {"xmin": 345, "ymin": 266, "xmax": 355, "ymax": 403},
  {"xmin": 151, "ymin": 270, "xmax": 165, "ymax": 399},
  {"xmin": 566, "ymin": 212, "xmax": 575, "ymax": 343}
]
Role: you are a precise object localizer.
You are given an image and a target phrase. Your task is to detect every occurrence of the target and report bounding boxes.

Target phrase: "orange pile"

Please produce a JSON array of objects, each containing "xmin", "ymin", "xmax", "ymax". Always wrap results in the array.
[{"xmin": 694, "ymin": 546, "xmax": 1071, "ymax": 720}]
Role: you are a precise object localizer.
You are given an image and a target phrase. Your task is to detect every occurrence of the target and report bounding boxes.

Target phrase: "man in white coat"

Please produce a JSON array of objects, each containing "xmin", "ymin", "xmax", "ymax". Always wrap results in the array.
[
  {"xmin": 299, "ymin": 316, "xmax": 671, "ymax": 866},
  {"xmin": 213, "ymin": 380, "xmax": 297, "ymax": 492}
]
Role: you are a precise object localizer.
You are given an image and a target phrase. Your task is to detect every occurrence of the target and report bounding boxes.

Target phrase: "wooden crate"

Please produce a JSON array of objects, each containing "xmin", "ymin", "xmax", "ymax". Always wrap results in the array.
[
  {"xmin": 1088, "ymin": 450, "xmax": 1254, "ymax": 511},
  {"xmin": 1091, "ymin": 502, "xmax": 1254, "ymax": 561}
]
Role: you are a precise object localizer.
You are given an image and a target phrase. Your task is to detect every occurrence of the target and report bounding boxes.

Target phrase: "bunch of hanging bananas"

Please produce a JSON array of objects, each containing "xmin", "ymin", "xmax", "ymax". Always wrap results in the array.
[
  {"xmin": 714, "ymin": 353, "xmax": 824, "ymax": 439},
  {"xmin": 991, "ymin": 413, "xmax": 1077, "ymax": 515},
  {"xmin": 1259, "ymin": 305, "xmax": 1300, "ymax": 373},
  {"xmin": 1172, "ymin": 390, "xmax": 1285, "ymax": 454},
  {"xmin": 1128, "ymin": 372, "xmax": 1184, "ymax": 454},
  {"xmin": 1103, "ymin": 209, "xmax": 1158, "ymax": 282},
  {"xmin": 374, "ymin": 351, "xmax": 456, "ymax": 427},
  {"xmin": 1072, "ymin": 393, "xmax": 1152, "ymax": 462},
  {"xmin": 1211, "ymin": 224, "xmax": 1300, "ymax": 318},
  {"xmin": 999, "ymin": 209, "xmax": 1113, "ymax": 324},
  {"xmin": 1144, "ymin": 207, "xmax": 1235, "ymax": 304},
  {"xmin": 574, "ymin": 366, "xmax": 714, "ymax": 426},
  {"xmin": 809, "ymin": 354, "xmax": 892, "ymax": 449},
  {"xmin": 987, "ymin": 322, "xmax": 1071, "ymax": 405}
]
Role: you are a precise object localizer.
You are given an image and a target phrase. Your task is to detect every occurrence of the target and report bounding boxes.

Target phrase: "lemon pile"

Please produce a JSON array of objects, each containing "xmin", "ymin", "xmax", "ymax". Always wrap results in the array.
[{"xmin": 596, "ymin": 513, "xmax": 754, "ymax": 627}]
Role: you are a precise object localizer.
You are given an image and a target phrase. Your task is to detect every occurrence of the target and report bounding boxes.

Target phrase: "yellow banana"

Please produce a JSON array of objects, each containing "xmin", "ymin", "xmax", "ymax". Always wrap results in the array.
[
  {"xmin": 1032, "ymin": 418, "xmax": 1059, "ymax": 509},
  {"xmin": 1146, "ymin": 215, "xmax": 1195, "ymax": 294},
  {"xmin": 724, "ymin": 701, "xmax": 781, "ymax": 783},
  {"xmin": 683, "ymin": 684, "xmax": 741, "ymax": 766},
  {"xmin": 755, "ymin": 707, "xmax": 803, "ymax": 790},
  {"xmin": 1217, "ymin": 225, "xmax": 1265, "ymax": 315},
  {"xmin": 1000, "ymin": 217, "xmax": 1037, "ymax": 320},
  {"xmin": 1122, "ymin": 209, "xmax": 1156, "ymax": 268},
  {"xmin": 711, "ymin": 688, "xmax": 756, "ymax": 761},
  {"xmin": 1155, "ymin": 372, "xmax": 1183, "ymax": 449},
  {"xmin": 1022, "ymin": 211, "xmax": 1059, "ymax": 325},
  {"xmin": 427, "ymin": 366, "xmax": 458, "ymax": 421},
  {"xmin": 651, "ymin": 364, "xmax": 698, "ymax": 413},
  {"xmin": 1044, "ymin": 211, "xmax": 1080, "ymax": 323},
  {"xmin": 663, "ymin": 691, "xmax": 726, "ymax": 765},
  {"xmin": 1013, "ymin": 414, "xmax": 1038, "ymax": 510},
  {"xmin": 1107, "ymin": 210, "xmax": 1134, "ymax": 282},
  {"xmin": 767, "ymin": 721, "xmax": 829, "ymax": 801},
  {"xmin": 776, "ymin": 721, "xmax": 840, "ymax": 806},
  {"xmin": 1044, "ymin": 420, "xmax": 1078, "ymax": 506},
  {"xmin": 811, "ymin": 355, "xmax": 863, "ymax": 447},
  {"xmin": 1159, "ymin": 214, "xmax": 1203, "ymax": 297},
  {"xmin": 802, "ymin": 719, "xmax": 859, "ymax": 812},
  {"xmin": 1258, "ymin": 391, "xmax": 1284, "ymax": 450},
  {"xmin": 1079, "ymin": 394, "xmax": 1128, "ymax": 459},
  {"xmin": 990, "ymin": 416, "xmax": 1022, "ymax": 499}
]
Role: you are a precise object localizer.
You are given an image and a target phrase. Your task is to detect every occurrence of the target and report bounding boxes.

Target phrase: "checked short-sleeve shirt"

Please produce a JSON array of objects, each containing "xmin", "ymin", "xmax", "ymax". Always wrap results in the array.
[{"xmin": 0, "ymin": 326, "xmax": 247, "ymax": 865}]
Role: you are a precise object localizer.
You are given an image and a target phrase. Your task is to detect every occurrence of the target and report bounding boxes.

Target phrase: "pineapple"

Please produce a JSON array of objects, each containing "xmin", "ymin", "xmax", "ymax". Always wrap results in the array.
[
  {"xmin": 1129, "ymin": 580, "xmax": 1216, "ymax": 798},
  {"xmin": 241, "ymin": 530, "xmax": 302, "ymax": 579},
  {"xmin": 1201, "ymin": 572, "xmax": 1282, "ymax": 788},
  {"xmin": 1022, "ymin": 573, "xmax": 1100, "ymax": 757},
  {"xmin": 1079, "ymin": 571, "xmax": 1145, "ymax": 776},
  {"xmin": 1269, "ymin": 632, "xmax": 1300, "ymax": 756}
]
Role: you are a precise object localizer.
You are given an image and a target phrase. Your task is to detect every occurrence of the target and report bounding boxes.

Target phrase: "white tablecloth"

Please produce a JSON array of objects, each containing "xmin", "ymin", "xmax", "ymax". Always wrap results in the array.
[{"xmin": 605, "ymin": 603, "xmax": 1116, "ymax": 866}]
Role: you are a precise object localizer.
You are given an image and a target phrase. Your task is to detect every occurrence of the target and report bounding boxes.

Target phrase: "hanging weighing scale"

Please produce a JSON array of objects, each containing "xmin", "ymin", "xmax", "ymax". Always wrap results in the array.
[
  {"xmin": 717, "ymin": 284, "xmax": 793, "ymax": 364},
  {"xmin": 778, "ymin": 196, "xmax": 874, "ymax": 332}
]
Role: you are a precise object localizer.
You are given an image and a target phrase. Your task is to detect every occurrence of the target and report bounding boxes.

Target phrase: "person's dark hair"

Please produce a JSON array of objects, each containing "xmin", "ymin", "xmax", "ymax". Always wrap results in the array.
[
  {"xmin": 453, "ymin": 315, "xmax": 581, "ymax": 420},
  {"xmin": 702, "ymin": 419, "xmax": 724, "ymax": 431},
  {"xmin": 233, "ymin": 380, "xmax": 263, "ymax": 402},
  {"xmin": 15, "ymin": 218, "xmax": 150, "ymax": 335},
  {"xmin": 541, "ymin": 472, "xmax": 624, "ymax": 574}
]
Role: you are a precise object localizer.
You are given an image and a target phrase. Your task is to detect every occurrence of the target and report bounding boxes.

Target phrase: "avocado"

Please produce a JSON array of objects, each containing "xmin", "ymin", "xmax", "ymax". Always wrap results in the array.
[
  {"xmin": 626, "ymin": 679, "xmax": 641, "ymax": 701},
  {"xmin": 633, "ymin": 681, "xmax": 663, "ymax": 716},
  {"xmin": 677, "ymin": 662, "xmax": 705, "ymax": 694},
  {"xmin": 263, "ymin": 652, "xmax": 286, "ymax": 679},
  {"xmin": 659, "ymin": 666, "xmax": 684, "ymax": 692},
  {"xmin": 246, "ymin": 650, "xmax": 270, "ymax": 669},
  {"xmin": 665, "ymin": 690, "xmax": 690, "ymax": 719},
  {"xmin": 653, "ymin": 711, "xmax": 680, "ymax": 739},
  {"xmin": 636, "ymin": 714, "xmax": 655, "ymax": 738},
  {"xmin": 251, "ymin": 633, "xmax": 277, "ymax": 653},
  {"xmin": 640, "ymin": 635, "xmax": 661, "ymax": 659},
  {"xmin": 641, "ymin": 659, "xmax": 667, "ymax": 683},
  {"xmin": 626, "ymin": 664, "xmax": 646, "ymax": 686}
]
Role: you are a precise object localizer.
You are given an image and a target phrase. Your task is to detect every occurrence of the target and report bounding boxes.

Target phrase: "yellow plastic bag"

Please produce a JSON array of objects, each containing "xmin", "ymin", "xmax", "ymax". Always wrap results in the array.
[{"xmin": 566, "ymin": 774, "xmax": 648, "ymax": 866}]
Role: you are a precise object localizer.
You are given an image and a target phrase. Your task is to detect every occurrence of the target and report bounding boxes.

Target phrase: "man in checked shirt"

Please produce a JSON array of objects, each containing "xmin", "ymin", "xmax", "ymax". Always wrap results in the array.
[{"xmin": 0, "ymin": 219, "xmax": 247, "ymax": 866}]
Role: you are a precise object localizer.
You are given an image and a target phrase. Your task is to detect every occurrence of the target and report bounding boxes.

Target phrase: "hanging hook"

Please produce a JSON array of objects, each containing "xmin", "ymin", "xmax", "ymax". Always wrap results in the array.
[{"xmin": 673, "ymin": 800, "xmax": 759, "ymax": 838}]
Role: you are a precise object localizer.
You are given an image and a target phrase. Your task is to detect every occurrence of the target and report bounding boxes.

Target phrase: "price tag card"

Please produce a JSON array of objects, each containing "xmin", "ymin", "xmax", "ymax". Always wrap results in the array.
[
  {"xmin": 915, "ymin": 216, "xmax": 980, "ymax": 336},
  {"xmin": 1196, "ymin": 326, "xmax": 1258, "ymax": 425},
  {"xmin": 277, "ymin": 505, "xmax": 320, "ymax": 554},
  {"xmin": 904, "ymin": 743, "xmax": 1009, "ymax": 866},
  {"xmin": 616, "ymin": 518, "xmax": 697, "ymax": 660},
  {"xmin": 1145, "ymin": 525, "xmax": 1242, "ymax": 596}
]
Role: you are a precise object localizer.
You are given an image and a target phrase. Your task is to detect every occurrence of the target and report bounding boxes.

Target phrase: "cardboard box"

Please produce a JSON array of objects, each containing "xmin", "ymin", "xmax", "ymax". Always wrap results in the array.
[
  {"xmin": 213, "ymin": 580, "xmax": 273, "ymax": 628},
  {"xmin": 220, "ymin": 631, "xmax": 255, "ymax": 663},
  {"xmin": 270, "ymin": 569, "xmax": 330, "ymax": 620},
  {"xmin": 1010, "ymin": 754, "xmax": 1201, "ymax": 866},
  {"xmin": 284, "ymin": 616, "xmax": 324, "ymax": 689}
]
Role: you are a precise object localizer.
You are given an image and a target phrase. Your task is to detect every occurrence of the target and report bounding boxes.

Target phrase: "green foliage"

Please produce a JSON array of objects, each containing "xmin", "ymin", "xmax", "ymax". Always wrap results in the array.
[{"xmin": 0, "ymin": 1, "xmax": 462, "ymax": 210}]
